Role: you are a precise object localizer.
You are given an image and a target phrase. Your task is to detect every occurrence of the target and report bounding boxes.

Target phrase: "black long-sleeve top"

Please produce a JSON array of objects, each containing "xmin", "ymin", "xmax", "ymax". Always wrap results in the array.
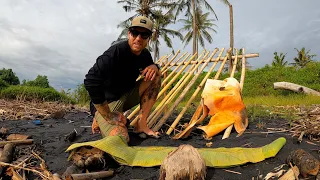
[{"xmin": 84, "ymin": 40, "xmax": 154, "ymax": 104}]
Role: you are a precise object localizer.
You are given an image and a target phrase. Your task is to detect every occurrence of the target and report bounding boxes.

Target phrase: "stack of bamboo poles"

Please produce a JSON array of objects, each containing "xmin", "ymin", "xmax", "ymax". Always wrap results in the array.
[{"xmin": 127, "ymin": 48, "xmax": 259, "ymax": 138}]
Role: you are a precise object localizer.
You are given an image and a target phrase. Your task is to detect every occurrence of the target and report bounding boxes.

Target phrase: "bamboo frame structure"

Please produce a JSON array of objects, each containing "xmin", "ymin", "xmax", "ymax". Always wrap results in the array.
[
  {"xmin": 152, "ymin": 49, "xmax": 219, "ymax": 131},
  {"xmin": 149, "ymin": 51, "xmax": 211, "ymax": 128},
  {"xmin": 126, "ymin": 48, "xmax": 259, "ymax": 138},
  {"xmin": 129, "ymin": 53, "xmax": 194, "ymax": 126},
  {"xmin": 129, "ymin": 51, "xmax": 204, "ymax": 126},
  {"xmin": 166, "ymin": 48, "xmax": 224, "ymax": 135}
]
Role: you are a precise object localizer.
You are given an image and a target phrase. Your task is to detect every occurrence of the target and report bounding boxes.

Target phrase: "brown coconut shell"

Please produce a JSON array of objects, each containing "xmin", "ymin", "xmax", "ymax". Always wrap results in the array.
[
  {"xmin": 160, "ymin": 144, "xmax": 206, "ymax": 180},
  {"xmin": 286, "ymin": 149, "xmax": 319, "ymax": 177}
]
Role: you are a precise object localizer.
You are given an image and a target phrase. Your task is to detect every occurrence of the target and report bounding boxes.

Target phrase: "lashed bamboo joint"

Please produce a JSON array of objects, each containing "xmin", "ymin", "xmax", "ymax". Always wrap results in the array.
[{"xmin": 127, "ymin": 48, "xmax": 259, "ymax": 140}]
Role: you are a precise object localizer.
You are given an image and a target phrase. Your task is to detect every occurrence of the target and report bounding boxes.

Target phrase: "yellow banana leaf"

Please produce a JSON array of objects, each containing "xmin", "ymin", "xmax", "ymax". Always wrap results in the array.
[{"xmin": 66, "ymin": 136, "xmax": 286, "ymax": 168}]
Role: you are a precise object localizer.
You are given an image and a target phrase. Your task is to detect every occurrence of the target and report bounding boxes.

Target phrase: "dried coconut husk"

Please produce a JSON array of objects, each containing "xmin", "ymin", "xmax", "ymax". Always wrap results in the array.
[
  {"xmin": 159, "ymin": 144, "xmax": 206, "ymax": 180},
  {"xmin": 68, "ymin": 146, "xmax": 105, "ymax": 169},
  {"xmin": 286, "ymin": 149, "xmax": 319, "ymax": 177}
]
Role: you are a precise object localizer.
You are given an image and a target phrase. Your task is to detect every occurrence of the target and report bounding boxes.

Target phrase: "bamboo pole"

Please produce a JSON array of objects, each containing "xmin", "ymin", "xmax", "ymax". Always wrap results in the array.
[
  {"xmin": 213, "ymin": 49, "xmax": 232, "ymax": 79},
  {"xmin": 147, "ymin": 62, "xmax": 198, "ymax": 125},
  {"xmin": 166, "ymin": 48, "xmax": 225, "ymax": 135},
  {"xmin": 153, "ymin": 49, "xmax": 219, "ymax": 131},
  {"xmin": 230, "ymin": 49, "xmax": 238, "ymax": 78},
  {"xmin": 240, "ymin": 48, "xmax": 246, "ymax": 89},
  {"xmin": 221, "ymin": 49, "xmax": 238, "ymax": 139},
  {"xmin": 156, "ymin": 54, "xmax": 168, "ymax": 65},
  {"xmin": 222, "ymin": 48, "xmax": 246, "ymax": 140},
  {"xmin": 168, "ymin": 53, "xmax": 259, "ymax": 66},
  {"xmin": 148, "ymin": 52, "xmax": 210, "ymax": 127},
  {"xmin": 162, "ymin": 53, "xmax": 188, "ymax": 75},
  {"xmin": 161, "ymin": 54, "xmax": 191, "ymax": 85},
  {"xmin": 160, "ymin": 50, "xmax": 181, "ymax": 73},
  {"xmin": 155, "ymin": 55, "xmax": 165, "ymax": 64},
  {"xmin": 129, "ymin": 52, "xmax": 201, "ymax": 125}
]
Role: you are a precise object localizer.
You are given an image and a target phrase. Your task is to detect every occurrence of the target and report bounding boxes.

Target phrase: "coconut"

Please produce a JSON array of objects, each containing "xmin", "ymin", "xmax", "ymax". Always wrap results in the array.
[{"xmin": 159, "ymin": 144, "xmax": 206, "ymax": 180}]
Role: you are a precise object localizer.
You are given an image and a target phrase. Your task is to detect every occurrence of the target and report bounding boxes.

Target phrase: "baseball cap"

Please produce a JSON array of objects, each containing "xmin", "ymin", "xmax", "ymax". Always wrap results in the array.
[{"xmin": 130, "ymin": 16, "xmax": 153, "ymax": 33}]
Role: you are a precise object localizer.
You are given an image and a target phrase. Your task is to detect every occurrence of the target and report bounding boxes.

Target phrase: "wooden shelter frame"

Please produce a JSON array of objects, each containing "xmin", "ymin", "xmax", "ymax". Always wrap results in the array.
[{"xmin": 127, "ymin": 48, "xmax": 259, "ymax": 139}]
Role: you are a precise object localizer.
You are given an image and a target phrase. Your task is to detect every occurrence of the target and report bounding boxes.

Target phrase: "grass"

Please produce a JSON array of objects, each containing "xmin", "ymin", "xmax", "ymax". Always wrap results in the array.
[{"xmin": 244, "ymin": 94, "xmax": 320, "ymax": 106}]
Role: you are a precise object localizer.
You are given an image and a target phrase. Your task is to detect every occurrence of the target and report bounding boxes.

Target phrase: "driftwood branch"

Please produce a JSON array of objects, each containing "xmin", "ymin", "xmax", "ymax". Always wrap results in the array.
[
  {"xmin": 0, "ymin": 139, "xmax": 33, "ymax": 147},
  {"xmin": 65, "ymin": 170, "xmax": 114, "ymax": 180},
  {"xmin": 274, "ymin": 82, "xmax": 320, "ymax": 96}
]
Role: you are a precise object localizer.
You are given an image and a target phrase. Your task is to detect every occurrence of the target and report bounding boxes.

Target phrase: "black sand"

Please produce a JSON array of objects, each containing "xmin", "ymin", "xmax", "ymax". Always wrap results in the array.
[{"xmin": 1, "ymin": 110, "xmax": 319, "ymax": 180}]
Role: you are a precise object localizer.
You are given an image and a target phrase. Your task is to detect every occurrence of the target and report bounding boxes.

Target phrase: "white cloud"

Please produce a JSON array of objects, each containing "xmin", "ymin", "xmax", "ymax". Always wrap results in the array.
[{"xmin": 0, "ymin": 0, "xmax": 319, "ymax": 90}]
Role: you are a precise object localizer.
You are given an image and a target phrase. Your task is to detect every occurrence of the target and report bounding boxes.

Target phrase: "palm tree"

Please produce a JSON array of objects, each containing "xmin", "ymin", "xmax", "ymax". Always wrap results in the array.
[
  {"xmin": 272, "ymin": 52, "xmax": 288, "ymax": 68},
  {"xmin": 117, "ymin": 0, "xmax": 182, "ymax": 61},
  {"xmin": 216, "ymin": 0, "xmax": 234, "ymax": 73},
  {"xmin": 179, "ymin": 8, "xmax": 217, "ymax": 54},
  {"xmin": 116, "ymin": 20, "xmax": 131, "ymax": 41},
  {"xmin": 168, "ymin": 0, "xmax": 217, "ymax": 56},
  {"xmin": 291, "ymin": 47, "xmax": 316, "ymax": 68},
  {"xmin": 151, "ymin": 11, "xmax": 183, "ymax": 60},
  {"xmin": 118, "ymin": 0, "xmax": 171, "ymax": 17}
]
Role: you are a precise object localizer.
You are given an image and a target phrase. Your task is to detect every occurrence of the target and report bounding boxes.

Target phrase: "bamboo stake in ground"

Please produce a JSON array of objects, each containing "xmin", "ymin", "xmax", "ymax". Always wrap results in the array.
[
  {"xmin": 222, "ymin": 48, "xmax": 246, "ymax": 140},
  {"xmin": 129, "ymin": 52, "xmax": 200, "ymax": 125},
  {"xmin": 148, "ymin": 52, "xmax": 210, "ymax": 127},
  {"xmin": 230, "ymin": 48, "xmax": 238, "ymax": 78},
  {"xmin": 166, "ymin": 48, "xmax": 225, "ymax": 135},
  {"xmin": 222, "ymin": 49, "xmax": 239, "ymax": 139},
  {"xmin": 152, "ymin": 50, "xmax": 217, "ymax": 131}
]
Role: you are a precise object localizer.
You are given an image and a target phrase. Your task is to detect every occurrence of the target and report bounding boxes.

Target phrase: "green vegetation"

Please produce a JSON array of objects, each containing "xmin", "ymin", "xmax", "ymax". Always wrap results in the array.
[
  {"xmin": 1, "ymin": 86, "xmax": 74, "ymax": 103},
  {"xmin": 0, "ymin": 50, "xmax": 319, "ymax": 121}
]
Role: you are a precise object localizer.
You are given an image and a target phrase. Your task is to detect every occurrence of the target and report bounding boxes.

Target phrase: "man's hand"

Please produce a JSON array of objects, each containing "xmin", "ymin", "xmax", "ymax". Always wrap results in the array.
[{"xmin": 141, "ymin": 64, "xmax": 161, "ymax": 81}]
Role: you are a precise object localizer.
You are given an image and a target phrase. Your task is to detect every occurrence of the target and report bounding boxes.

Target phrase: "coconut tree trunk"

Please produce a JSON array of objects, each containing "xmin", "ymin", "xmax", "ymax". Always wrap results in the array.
[
  {"xmin": 154, "ymin": 40, "xmax": 158, "ymax": 61},
  {"xmin": 191, "ymin": 0, "xmax": 197, "ymax": 57},
  {"xmin": 227, "ymin": 0, "xmax": 234, "ymax": 74}
]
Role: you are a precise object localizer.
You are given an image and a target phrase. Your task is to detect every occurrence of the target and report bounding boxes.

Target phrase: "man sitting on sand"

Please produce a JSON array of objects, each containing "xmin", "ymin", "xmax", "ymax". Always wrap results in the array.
[{"xmin": 84, "ymin": 16, "xmax": 161, "ymax": 140}]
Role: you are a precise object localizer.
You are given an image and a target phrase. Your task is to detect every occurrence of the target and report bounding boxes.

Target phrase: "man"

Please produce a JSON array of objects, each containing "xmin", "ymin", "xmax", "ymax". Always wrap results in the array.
[{"xmin": 84, "ymin": 16, "xmax": 161, "ymax": 140}]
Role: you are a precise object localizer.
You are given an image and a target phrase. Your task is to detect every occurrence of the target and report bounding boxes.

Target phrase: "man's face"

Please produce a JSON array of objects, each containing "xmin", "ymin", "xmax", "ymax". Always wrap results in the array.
[{"xmin": 128, "ymin": 27, "xmax": 151, "ymax": 55}]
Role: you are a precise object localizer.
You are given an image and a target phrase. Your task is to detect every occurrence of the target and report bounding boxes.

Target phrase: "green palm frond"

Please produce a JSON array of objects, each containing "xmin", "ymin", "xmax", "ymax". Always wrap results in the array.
[
  {"xmin": 291, "ymin": 47, "xmax": 316, "ymax": 68},
  {"xmin": 179, "ymin": 6, "xmax": 217, "ymax": 50},
  {"xmin": 272, "ymin": 52, "xmax": 288, "ymax": 68}
]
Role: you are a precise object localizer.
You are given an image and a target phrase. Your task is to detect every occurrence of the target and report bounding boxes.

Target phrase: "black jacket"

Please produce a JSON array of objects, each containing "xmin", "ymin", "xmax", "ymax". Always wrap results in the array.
[{"xmin": 84, "ymin": 40, "xmax": 154, "ymax": 104}]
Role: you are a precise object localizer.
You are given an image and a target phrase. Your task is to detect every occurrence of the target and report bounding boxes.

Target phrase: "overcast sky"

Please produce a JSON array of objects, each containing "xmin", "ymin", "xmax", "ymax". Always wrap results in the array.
[{"xmin": 0, "ymin": 0, "xmax": 319, "ymax": 90}]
